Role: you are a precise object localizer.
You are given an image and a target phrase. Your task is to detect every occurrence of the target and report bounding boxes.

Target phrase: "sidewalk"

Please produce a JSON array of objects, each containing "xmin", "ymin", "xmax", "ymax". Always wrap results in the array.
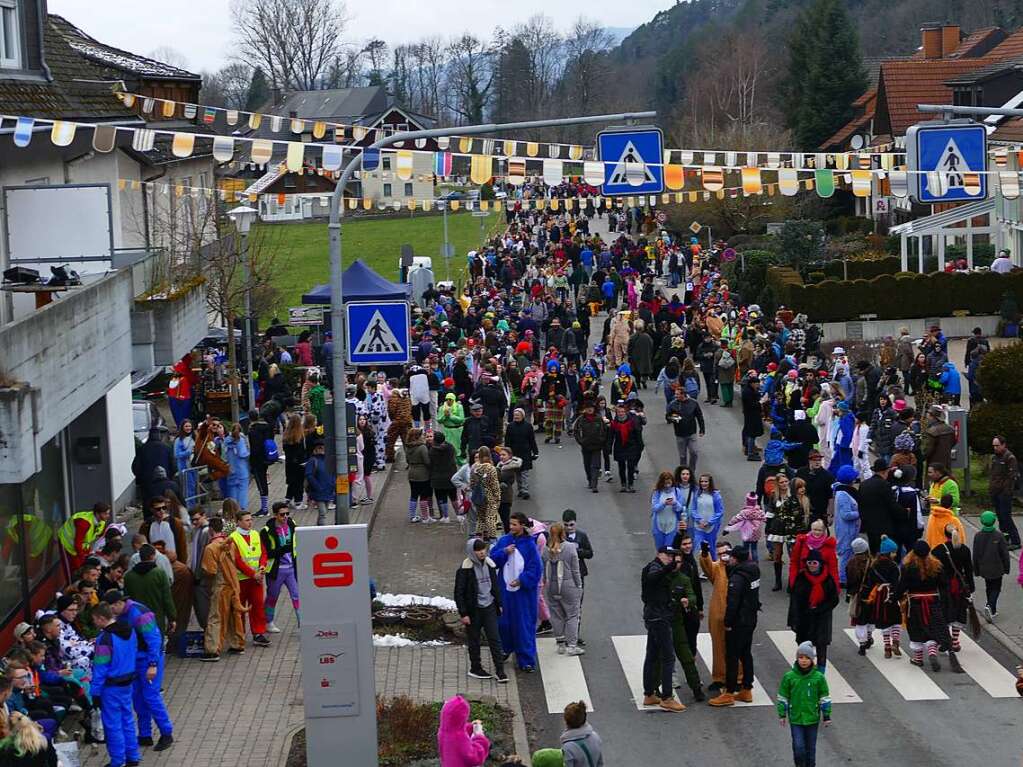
[
  {"xmin": 81, "ymin": 460, "xmax": 384, "ymax": 767},
  {"xmin": 960, "ymin": 512, "xmax": 1023, "ymax": 662}
]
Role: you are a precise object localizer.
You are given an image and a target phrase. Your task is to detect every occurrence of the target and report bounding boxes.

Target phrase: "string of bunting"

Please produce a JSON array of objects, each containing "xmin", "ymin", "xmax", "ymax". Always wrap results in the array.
[{"xmin": 112, "ymin": 90, "xmax": 907, "ymax": 170}]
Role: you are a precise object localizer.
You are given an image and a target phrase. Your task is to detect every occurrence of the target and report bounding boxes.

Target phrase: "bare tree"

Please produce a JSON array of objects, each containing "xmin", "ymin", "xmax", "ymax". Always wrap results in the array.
[
  {"xmin": 201, "ymin": 63, "xmax": 253, "ymax": 109},
  {"xmin": 232, "ymin": 0, "xmax": 351, "ymax": 90},
  {"xmin": 513, "ymin": 15, "xmax": 563, "ymax": 119},
  {"xmin": 363, "ymin": 39, "xmax": 389, "ymax": 85},
  {"xmin": 446, "ymin": 34, "xmax": 494, "ymax": 125},
  {"xmin": 148, "ymin": 46, "xmax": 191, "ymax": 71}
]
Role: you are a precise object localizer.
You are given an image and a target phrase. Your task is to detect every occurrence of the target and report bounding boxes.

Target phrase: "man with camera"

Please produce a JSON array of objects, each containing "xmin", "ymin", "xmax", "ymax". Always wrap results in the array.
[{"xmin": 640, "ymin": 545, "xmax": 687, "ymax": 712}]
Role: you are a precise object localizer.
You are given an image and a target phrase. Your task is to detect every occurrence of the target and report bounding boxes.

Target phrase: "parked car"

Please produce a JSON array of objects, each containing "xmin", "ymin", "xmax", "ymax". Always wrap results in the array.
[{"xmin": 133, "ymin": 400, "xmax": 164, "ymax": 443}]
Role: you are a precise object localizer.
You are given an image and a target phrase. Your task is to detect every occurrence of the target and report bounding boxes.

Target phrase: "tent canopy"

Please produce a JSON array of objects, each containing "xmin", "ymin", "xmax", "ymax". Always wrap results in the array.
[{"xmin": 301, "ymin": 259, "xmax": 411, "ymax": 304}]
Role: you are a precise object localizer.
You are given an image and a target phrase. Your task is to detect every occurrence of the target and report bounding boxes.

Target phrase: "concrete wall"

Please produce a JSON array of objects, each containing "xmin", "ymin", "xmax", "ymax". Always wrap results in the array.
[
  {"xmin": 0, "ymin": 269, "xmax": 132, "ymax": 484},
  {"xmin": 139, "ymin": 281, "xmax": 209, "ymax": 366},
  {"xmin": 821, "ymin": 313, "xmax": 1002, "ymax": 342},
  {"xmin": 105, "ymin": 376, "xmax": 135, "ymax": 509}
]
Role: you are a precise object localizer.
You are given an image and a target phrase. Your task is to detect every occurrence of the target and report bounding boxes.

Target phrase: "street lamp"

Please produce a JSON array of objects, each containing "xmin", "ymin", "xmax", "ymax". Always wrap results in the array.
[{"xmin": 228, "ymin": 204, "xmax": 258, "ymax": 416}]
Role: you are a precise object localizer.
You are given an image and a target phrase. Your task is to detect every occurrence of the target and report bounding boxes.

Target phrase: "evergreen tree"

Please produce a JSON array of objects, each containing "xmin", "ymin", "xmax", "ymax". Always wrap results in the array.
[
  {"xmin": 245, "ymin": 67, "xmax": 271, "ymax": 111},
  {"xmin": 783, "ymin": 0, "xmax": 867, "ymax": 149}
]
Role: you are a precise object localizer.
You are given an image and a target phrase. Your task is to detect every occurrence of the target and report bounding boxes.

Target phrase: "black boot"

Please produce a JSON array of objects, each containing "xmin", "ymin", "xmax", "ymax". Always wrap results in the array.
[
  {"xmin": 948, "ymin": 651, "xmax": 965, "ymax": 673},
  {"xmin": 772, "ymin": 561, "xmax": 783, "ymax": 591}
]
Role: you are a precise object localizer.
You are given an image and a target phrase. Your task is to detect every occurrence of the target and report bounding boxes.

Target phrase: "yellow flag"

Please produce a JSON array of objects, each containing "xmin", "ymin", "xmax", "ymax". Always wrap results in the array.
[
  {"xmin": 470, "ymin": 155, "xmax": 493, "ymax": 185},
  {"xmin": 286, "ymin": 142, "xmax": 304, "ymax": 172},
  {"xmin": 171, "ymin": 132, "xmax": 195, "ymax": 158},
  {"xmin": 396, "ymin": 150, "xmax": 414, "ymax": 181},
  {"xmin": 526, "ymin": 142, "xmax": 539, "ymax": 157},
  {"xmin": 162, "ymin": 100, "xmax": 176, "ymax": 118},
  {"xmin": 741, "ymin": 168, "xmax": 762, "ymax": 195}
]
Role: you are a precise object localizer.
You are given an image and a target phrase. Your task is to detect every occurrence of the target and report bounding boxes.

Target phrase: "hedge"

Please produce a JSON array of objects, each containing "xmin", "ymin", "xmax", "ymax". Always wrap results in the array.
[
  {"xmin": 968, "ymin": 402, "xmax": 1023, "ymax": 456},
  {"xmin": 801, "ymin": 255, "xmax": 902, "ymax": 283},
  {"xmin": 976, "ymin": 343, "xmax": 1023, "ymax": 405},
  {"xmin": 783, "ymin": 270, "xmax": 1023, "ymax": 323}
]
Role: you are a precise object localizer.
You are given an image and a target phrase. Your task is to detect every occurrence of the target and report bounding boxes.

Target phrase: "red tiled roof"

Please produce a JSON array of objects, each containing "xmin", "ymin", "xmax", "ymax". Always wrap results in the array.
[
  {"xmin": 949, "ymin": 27, "xmax": 1005, "ymax": 58},
  {"xmin": 992, "ymin": 117, "xmax": 1023, "ymax": 142},
  {"xmin": 878, "ymin": 59, "xmax": 991, "ymax": 135},
  {"xmin": 985, "ymin": 28, "xmax": 1023, "ymax": 59}
]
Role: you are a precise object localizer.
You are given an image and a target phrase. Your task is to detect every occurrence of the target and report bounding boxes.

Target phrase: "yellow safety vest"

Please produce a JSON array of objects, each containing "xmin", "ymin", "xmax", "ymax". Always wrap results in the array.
[
  {"xmin": 8, "ymin": 514, "xmax": 53, "ymax": 558},
  {"xmin": 57, "ymin": 511, "xmax": 104, "ymax": 555},
  {"xmin": 230, "ymin": 529, "xmax": 263, "ymax": 580}
]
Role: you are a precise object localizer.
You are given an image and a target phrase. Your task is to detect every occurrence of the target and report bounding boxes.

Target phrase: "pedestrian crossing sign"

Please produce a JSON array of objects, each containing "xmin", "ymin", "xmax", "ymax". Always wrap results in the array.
[
  {"xmin": 345, "ymin": 301, "xmax": 410, "ymax": 365},
  {"xmin": 906, "ymin": 120, "xmax": 987, "ymax": 204},
  {"xmin": 597, "ymin": 127, "xmax": 664, "ymax": 196}
]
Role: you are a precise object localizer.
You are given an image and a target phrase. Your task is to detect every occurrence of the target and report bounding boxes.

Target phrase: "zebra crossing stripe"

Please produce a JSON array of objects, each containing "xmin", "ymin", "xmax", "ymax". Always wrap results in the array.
[
  {"xmin": 953, "ymin": 634, "xmax": 1019, "ymax": 698},
  {"xmin": 694, "ymin": 633, "xmax": 773, "ymax": 706},
  {"xmin": 842, "ymin": 629, "xmax": 948, "ymax": 701},
  {"xmin": 766, "ymin": 631, "xmax": 861, "ymax": 703},
  {"xmin": 536, "ymin": 638, "xmax": 594, "ymax": 713},
  {"xmin": 611, "ymin": 635, "xmax": 654, "ymax": 711}
]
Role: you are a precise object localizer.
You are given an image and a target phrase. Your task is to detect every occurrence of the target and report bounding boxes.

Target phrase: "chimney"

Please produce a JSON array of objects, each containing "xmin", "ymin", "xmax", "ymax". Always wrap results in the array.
[
  {"xmin": 942, "ymin": 24, "xmax": 961, "ymax": 56},
  {"xmin": 921, "ymin": 23, "xmax": 942, "ymax": 59}
]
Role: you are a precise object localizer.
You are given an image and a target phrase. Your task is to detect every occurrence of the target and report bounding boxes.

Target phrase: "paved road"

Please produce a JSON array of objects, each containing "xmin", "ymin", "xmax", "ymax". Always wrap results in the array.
[{"xmin": 515, "ymin": 353, "xmax": 1022, "ymax": 763}]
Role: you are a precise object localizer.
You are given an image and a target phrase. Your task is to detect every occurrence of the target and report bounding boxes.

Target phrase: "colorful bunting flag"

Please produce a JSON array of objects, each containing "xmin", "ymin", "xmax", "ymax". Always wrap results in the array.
[
  {"xmin": 226, "ymin": 110, "xmax": 239, "ymax": 126},
  {"xmin": 248, "ymin": 113, "xmax": 262, "ymax": 130},
  {"xmin": 741, "ymin": 167, "xmax": 762, "ymax": 195},
  {"xmin": 50, "ymin": 121, "xmax": 75, "ymax": 147},
  {"xmin": 701, "ymin": 167, "xmax": 724, "ymax": 192},
  {"xmin": 543, "ymin": 159, "xmax": 563, "ymax": 186},
  {"xmin": 434, "ymin": 151, "xmax": 452, "ymax": 177},
  {"xmin": 269, "ymin": 115, "xmax": 283, "ymax": 133},
  {"xmin": 162, "ymin": 100, "xmax": 176, "ymax": 118},
  {"xmin": 171, "ymin": 132, "xmax": 195, "ymax": 158},
  {"xmin": 508, "ymin": 158, "xmax": 526, "ymax": 185},
  {"xmin": 526, "ymin": 142, "xmax": 539, "ymax": 158},
  {"xmin": 183, "ymin": 104, "xmax": 197, "ymax": 120},
  {"xmin": 291, "ymin": 118, "xmax": 305, "ymax": 134},
  {"xmin": 470, "ymin": 155, "xmax": 493, "ymax": 185},
  {"xmin": 285, "ymin": 142, "xmax": 304, "ymax": 172},
  {"xmin": 396, "ymin": 150, "xmax": 414, "ymax": 181},
  {"xmin": 778, "ymin": 168, "xmax": 799, "ymax": 196},
  {"xmin": 92, "ymin": 125, "xmax": 116, "ymax": 153},
  {"xmin": 12, "ymin": 116, "xmax": 33, "ymax": 147},
  {"xmin": 131, "ymin": 128, "xmax": 155, "ymax": 152},
  {"xmin": 665, "ymin": 164, "xmax": 685, "ymax": 191},
  {"xmin": 251, "ymin": 139, "xmax": 272, "ymax": 165},
  {"xmin": 212, "ymin": 136, "xmax": 234, "ymax": 162},
  {"xmin": 584, "ymin": 161, "xmax": 604, "ymax": 186},
  {"xmin": 203, "ymin": 107, "xmax": 217, "ymax": 125},
  {"xmin": 814, "ymin": 169, "xmax": 835, "ymax": 198},
  {"xmin": 999, "ymin": 172, "xmax": 1020, "ymax": 200},
  {"xmin": 888, "ymin": 170, "xmax": 908, "ymax": 198},
  {"xmin": 851, "ymin": 169, "xmax": 872, "ymax": 197}
]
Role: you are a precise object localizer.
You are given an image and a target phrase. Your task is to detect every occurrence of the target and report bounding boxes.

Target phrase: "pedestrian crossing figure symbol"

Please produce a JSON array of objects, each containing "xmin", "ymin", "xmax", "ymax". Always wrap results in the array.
[
  {"xmin": 607, "ymin": 140, "xmax": 657, "ymax": 187},
  {"xmin": 355, "ymin": 311, "xmax": 402, "ymax": 355},
  {"xmin": 938, "ymin": 138, "xmax": 965, "ymax": 189}
]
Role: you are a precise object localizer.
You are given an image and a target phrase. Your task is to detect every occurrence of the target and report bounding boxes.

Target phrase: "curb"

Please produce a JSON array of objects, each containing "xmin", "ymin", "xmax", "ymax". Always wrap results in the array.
[
  {"xmin": 507, "ymin": 669, "xmax": 533, "ymax": 767},
  {"xmin": 277, "ymin": 723, "xmax": 304, "ymax": 766},
  {"xmin": 365, "ymin": 461, "xmax": 397, "ymax": 539},
  {"xmin": 961, "ymin": 514, "xmax": 1023, "ymax": 663}
]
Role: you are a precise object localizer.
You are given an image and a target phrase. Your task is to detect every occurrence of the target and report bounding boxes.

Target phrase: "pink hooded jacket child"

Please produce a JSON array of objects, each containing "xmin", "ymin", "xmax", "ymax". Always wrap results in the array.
[
  {"xmin": 437, "ymin": 695, "xmax": 490, "ymax": 767},
  {"xmin": 725, "ymin": 492, "xmax": 766, "ymax": 543}
]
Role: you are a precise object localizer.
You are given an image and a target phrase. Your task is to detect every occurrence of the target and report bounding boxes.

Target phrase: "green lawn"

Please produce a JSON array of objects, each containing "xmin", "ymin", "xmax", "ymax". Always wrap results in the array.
[{"xmin": 259, "ymin": 211, "xmax": 502, "ymax": 319}]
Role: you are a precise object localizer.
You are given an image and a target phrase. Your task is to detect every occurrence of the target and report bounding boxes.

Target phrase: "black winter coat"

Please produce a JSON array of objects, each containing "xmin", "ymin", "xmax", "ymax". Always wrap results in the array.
[
  {"xmin": 857, "ymin": 474, "xmax": 903, "ymax": 550},
  {"xmin": 725, "ymin": 561, "xmax": 761, "ymax": 629},
  {"xmin": 454, "ymin": 558, "xmax": 502, "ymax": 618},
  {"xmin": 461, "ymin": 414, "xmax": 495, "ymax": 458},
  {"xmin": 787, "ymin": 569, "xmax": 840, "ymax": 648},
  {"xmin": 504, "ymin": 420, "xmax": 538, "ymax": 470},
  {"xmin": 741, "ymin": 384, "xmax": 765, "ymax": 437},
  {"xmin": 428, "ymin": 442, "xmax": 458, "ymax": 488},
  {"xmin": 260, "ymin": 517, "xmax": 297, "ymax": 579}
]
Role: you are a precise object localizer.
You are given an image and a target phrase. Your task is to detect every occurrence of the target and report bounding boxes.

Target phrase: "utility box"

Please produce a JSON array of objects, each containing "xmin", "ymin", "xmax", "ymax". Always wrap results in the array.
[{"xmin": 944, "ymin": 405, "xmax": 969, "ymax": 470}]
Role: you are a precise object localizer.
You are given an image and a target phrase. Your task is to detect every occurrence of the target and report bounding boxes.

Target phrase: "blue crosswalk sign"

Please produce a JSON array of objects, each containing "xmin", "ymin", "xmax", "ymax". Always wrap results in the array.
[
  {"xmin": 906, "ymin": 121, "xmax": 987, "ymax": 204},
  {"xmin": 597, "ymin": 128, "xmax": 664, "ymax": 196},
  {"xmin": 345, "ymin": 301, "xmax": 410, "ymax": 365}
]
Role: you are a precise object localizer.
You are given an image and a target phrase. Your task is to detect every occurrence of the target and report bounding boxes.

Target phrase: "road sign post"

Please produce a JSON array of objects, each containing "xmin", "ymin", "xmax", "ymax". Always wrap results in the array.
[
  {"xmin": 345, "ymin": 301, "xmax": 411, "ymax": 366},
  {"xmin": 597, "ymin": 127, "xmax": 665, "ymax": 197},
  {"xmin": 906, "ymin": 120, "xmax": 987, "ymax": 204},
  {"xmin": 297, "ymin": 524, "xmax": 376, "ymax": 767}
]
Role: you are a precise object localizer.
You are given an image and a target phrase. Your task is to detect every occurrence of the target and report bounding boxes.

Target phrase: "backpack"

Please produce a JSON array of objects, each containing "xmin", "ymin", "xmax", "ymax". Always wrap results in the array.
[
  {"xmin": 718, "ymin": 352, "xmax": 736, "ymax": 370},
  {"xmin": 263, "ymin": 438, "xmax": 280, "ymax": 463},
  {"xmin": 684, "ymin": 376, "xmax": 699, "ymax": 396}
]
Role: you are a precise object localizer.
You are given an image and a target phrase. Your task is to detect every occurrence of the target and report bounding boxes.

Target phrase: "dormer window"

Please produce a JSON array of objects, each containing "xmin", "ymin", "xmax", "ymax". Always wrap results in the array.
[{"xmin": 0, "ymin": 0, "xmax": 20, "ymax": 69}]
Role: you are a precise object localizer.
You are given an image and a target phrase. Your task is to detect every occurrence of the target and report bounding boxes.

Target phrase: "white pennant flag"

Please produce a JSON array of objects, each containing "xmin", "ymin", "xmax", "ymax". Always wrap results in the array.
[
  {"xmin": 543, "ymin": 159, "xmax": 563, "ymax": 186},
  {"xmin": 212, "ymin": 136, "xmax": 234, "ymax": 162}
]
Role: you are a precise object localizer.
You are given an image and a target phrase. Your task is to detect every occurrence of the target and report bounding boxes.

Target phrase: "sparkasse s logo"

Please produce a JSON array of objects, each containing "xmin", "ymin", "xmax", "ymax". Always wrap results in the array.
[{"xmin": 312, "ymin": 535, "xmax": 354, "ymax": 588}]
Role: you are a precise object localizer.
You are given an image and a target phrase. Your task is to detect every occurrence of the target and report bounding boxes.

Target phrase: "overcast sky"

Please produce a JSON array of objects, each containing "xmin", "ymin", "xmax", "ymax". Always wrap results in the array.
[{"xmin": 48, "ymin": 0, "xmax": 667, "ymax": 73}]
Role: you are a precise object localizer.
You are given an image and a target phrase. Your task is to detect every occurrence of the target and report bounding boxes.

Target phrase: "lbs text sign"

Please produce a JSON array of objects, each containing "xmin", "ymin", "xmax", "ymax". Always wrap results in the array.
[{"xmin": 297, "ymin": 525, "xmax": 377, "ymax": 766}]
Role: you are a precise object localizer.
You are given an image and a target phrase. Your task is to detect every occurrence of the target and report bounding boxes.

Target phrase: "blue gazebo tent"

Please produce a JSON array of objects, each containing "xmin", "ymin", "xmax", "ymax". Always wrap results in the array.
[{"xmin": 301, "ymin": 259, "xmax": 410, "ymax": 304}]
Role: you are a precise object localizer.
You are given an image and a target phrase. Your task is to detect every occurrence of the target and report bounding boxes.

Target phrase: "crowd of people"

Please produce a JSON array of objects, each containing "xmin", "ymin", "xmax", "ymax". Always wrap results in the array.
[{"xmin": 7, "ymin": 187, "xmax": 1023, "ymax": 767}]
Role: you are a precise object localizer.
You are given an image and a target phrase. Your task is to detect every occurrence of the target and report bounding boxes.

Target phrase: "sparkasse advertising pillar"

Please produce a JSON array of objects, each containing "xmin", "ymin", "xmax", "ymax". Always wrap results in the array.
[{"xmin": 296, "ymin": 524, "xmax": 377, "ymax": 766}]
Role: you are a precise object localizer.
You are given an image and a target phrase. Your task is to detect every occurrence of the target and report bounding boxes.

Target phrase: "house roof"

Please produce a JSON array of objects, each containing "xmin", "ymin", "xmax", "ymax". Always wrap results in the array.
[
  {"xmin": 49, "ymin": 15, "xmax": 200, "ymax": 82},
  {"xmin": 267, "ymin": 87, "xmax": 391, "ymax": 122},
  {"xmin": 0, "ymin": 17, "xmax": 140, "ymax": 122},
  {"xmin": 991, "ymin": 117, "xmax": 1023, "ymax": 142},
  {"xmin": 944, "ymin": 56, "xmax": 1023, "ymax": 85},
  {"xmin": 983, "ymin": 28, "xmax": 1023, "ymax": 59},
  {"xmin": 877, "ymin": 59, "xmax": 990, "ymax": 135},
  {"xmin": 949, "ymin": 26, "xmax": 1006, "ymax": 58}
]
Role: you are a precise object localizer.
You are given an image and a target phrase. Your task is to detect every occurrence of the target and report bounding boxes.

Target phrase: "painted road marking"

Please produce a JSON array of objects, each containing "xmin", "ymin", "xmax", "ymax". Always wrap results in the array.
[
  {"xmin": 767, "ymin": 631, "xmax": 862, "ymax": 703},
  {"xmin": 536, "ymin": 638, "xmax": 594, "ymax": 713},
  {"xmin": 695, "ymin": 632, "xmax": 773, "ymax": 706},
  {"xmin": 611, "ymin": 635, "xmax": 654, "ymax": 711},
  {"xmin": 843, "ymin": 629, "xmax": 948, "ymax": 701},
  {"xmin": 954, "ymin": 633, "xmax": 1019, "ymax": 698}
]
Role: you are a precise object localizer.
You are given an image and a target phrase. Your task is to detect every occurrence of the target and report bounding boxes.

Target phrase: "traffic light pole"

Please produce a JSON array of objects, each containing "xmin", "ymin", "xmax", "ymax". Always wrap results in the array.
[{"xmin": 325, "ymin": 110, "xmax": 656, "ymax": 523}]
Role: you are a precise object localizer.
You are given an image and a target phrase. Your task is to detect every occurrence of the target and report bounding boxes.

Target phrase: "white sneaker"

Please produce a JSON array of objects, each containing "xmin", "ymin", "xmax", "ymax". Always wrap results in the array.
[
  {"xmin": 439, "ymin": 516, "xmax": 452, "ymax": 524},
  {"xmin": 296, "ymin": 502, "xmax": 308, "ymax": 510},
  {"xmin": 565, "ymin": 645, "xmax": 585, "ymax": 656},
  {"xmin": 422, "ymin": 517, "xmax": 435, "ymax": 524},
  {"xmin": 267, "ymin": 623, "xmax": 281, "ymax": 634},
  {"xmin": 604, "ymin": 470, "xmax": 613, "ymax": 482},
  {"xmin": 556, "ymin": 643, "xmax": 566, "ymax": 655}
]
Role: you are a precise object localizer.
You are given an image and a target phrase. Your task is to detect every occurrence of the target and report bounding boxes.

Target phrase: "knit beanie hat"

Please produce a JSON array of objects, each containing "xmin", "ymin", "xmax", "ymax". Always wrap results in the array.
[
  {"xmin": 913, "ymin": 539, "xmax": 931, "ymax": 558},
  {"xmin": 879, "ymin": 536, "xmax": 898, "ymax": 555},
  {"xmin": 744, "ymin": 491, "xmax": 758, "ymax": 507},
  {"xmin": 796, "ymin": 641, "xmax": 817, "ymax": 660},
  {"xmin": 851, "ymin": 537, "xmax": 869, "ymax": 555},
  {"xmin": 531, "ymin": 748, "xmax": 565, "ymax": 767},
  {"xmin": 836, "ymin": 465, "xmax": 859, "ymax": 484},
  {"xmin": 980, "ymin": 510, "xmax": 998, "ymax": 531}
]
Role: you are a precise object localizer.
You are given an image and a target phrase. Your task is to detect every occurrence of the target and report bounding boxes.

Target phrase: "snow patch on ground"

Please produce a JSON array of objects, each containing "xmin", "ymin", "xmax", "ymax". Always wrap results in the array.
[
  {"xmin": 376, "ymin": 593, "xmax": 458, "ymax": 612},
  {"xmin": 373, "ymin": 633, "xmax": 451, "ymax": 648}
]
